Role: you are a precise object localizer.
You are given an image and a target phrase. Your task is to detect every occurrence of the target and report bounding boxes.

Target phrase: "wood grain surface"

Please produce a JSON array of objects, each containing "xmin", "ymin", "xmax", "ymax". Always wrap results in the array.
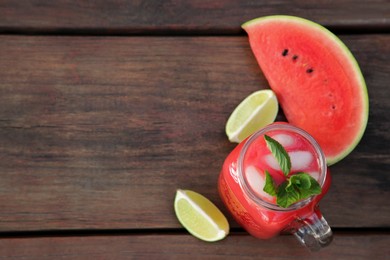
[
  {"xmin": 0, "ymin": 0, "xmax": 389, "ymax": 257},
  {"xmin": 1, "ymin": 0, "xmax": 389, "ymax": 34},
  {"xmin": 0, "ymin": 35, "xmax": 389, "ymax": 232},
  {"xmin": 0, "ymin": 232, "xmax": 389, "ymax": 259}
]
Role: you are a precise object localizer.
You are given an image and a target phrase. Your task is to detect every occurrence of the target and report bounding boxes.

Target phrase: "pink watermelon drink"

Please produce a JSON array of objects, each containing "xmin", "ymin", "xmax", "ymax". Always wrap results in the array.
[{"xmin": 218, "ymin": 123, "xmax": 332, "ymax": 250}]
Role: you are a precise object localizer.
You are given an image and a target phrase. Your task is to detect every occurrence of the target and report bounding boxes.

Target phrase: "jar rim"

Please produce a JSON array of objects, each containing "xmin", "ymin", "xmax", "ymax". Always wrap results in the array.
[{"xmin": 237, "ymin": 123, "xmax": 328, "ymax": 212}]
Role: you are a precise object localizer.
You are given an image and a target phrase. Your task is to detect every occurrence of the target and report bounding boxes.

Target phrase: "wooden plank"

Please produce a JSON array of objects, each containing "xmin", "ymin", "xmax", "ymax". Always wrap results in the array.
[
  {"xmin": 0, "ymin": 232, "xmax": 388, "ymax": 259},
  {"xmin": 0, "ymin": 35, "xmax": 389, "ymax": 231},
  {"xmin": 0, "ymin": 1, "xmax": 389, "ymax": 33}
]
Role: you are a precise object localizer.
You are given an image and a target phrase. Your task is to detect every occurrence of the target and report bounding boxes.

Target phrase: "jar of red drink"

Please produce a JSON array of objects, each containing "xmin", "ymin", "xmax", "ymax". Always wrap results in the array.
[{"xmin": 218, "ymin": 122, "xmax": 333, "ymax": 251}]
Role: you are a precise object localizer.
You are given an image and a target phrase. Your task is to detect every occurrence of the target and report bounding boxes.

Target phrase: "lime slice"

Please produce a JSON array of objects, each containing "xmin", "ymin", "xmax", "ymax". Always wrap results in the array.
[
  {"xmin": 226, "ymin": 89, "xmax": 278, "ymax": 143},
  {"xmin": 174, "ymin": 189, "xmax": 229, "ymax": 242}
]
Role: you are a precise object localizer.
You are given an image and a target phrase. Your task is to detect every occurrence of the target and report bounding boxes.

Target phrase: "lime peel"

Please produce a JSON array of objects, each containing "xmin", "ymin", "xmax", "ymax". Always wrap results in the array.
[
  {"xmin": 226, "ymin": 89, "xmax": 278, "ymax": 143},
  {"xmin": 174, "ymin": 189, "xmax": 229, "ymax": 242}
]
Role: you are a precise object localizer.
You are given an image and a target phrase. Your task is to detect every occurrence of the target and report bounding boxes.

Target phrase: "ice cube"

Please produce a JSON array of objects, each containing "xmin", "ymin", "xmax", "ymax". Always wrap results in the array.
[
  {"xmin": 272, "ymin": 133, "xmax": 294, "ymax": 147},
  {"xmin": 245, "ymin": 166, "xmax": 274, "ymax": 201},
  {"xmin": 246, "ymin": 166, "xmax": 264, "ymax": 191},
  {"xmin": 308, "ymin": 171, "xmax": 320, "ymax": 182},
  {"xmin": 290, "ymin": 151, "xmax": 313, "ymax": 171},
  {"xmin": 264, "ymin": 154, "xmax": 281, "ymax": 171}
]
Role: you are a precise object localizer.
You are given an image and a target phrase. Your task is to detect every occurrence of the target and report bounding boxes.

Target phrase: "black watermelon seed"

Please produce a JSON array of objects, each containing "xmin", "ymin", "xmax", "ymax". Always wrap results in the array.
[
  {"xmin": 292, "ymin": 55, "xmax": 298, "ymax": 60},
  {"xmin": 306, "ymin": 68, "xmax": 314, "ymax": 73},
  {"xmin": 282, "ymin": 49, "xmax": 289, "ymax": 56}
]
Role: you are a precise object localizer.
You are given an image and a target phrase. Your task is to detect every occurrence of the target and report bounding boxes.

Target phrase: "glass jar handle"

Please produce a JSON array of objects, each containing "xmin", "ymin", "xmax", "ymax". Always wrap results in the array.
[{"xmin": 293, "ymin": 209, "xmax": 333, "ymax": 251}]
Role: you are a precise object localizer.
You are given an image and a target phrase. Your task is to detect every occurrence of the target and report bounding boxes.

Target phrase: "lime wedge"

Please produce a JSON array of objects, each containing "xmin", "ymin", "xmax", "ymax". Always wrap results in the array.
[
  {"xmin": 226, "ymin": 89, "xmax": 278, "ymax": 143},
  {"xmin": 174, "ymin": 189, "xmax": 229, "ymax": 242}
]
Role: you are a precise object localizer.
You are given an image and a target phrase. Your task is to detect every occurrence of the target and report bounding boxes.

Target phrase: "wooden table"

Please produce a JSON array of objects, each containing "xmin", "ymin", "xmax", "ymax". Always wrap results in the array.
[{"xmin": 0, "ymin": 1, "xmax": 389, "ymax": 259}]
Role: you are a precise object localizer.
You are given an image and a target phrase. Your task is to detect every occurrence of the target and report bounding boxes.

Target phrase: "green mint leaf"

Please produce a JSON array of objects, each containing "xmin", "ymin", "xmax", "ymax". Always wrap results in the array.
[
  {"xmin": 276, "ymin": 173, "xmax": 322, "ymax": 208},
  {"xmin": 285, "ymin": 177, "xmax": 297, "ymax": 192},
  {"xmin": 264, "ymin": 135, "xmax": 291, "ymax": 176},
  {"xmin": 277, "ymin": 181, "xmax": 301, "ymax": 208},
  {"xmin": 298, "ymin": 174, "xmax": 322, "ymax": 199},
  {"xmin": 263, "ymin": 170, "xmax": 277, "ymax": 196},
  {"xmin": 309, "ymin": 176, "xmax": 322, "ymax": 194},
  {"xmin": 289, "ymin": 173, "xmax": 311, "ymax": 190}
]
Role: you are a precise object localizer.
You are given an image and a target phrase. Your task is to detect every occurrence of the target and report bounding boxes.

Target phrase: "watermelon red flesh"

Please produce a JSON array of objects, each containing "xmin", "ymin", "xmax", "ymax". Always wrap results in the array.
[{"xmin": 243, "ymin": 16, "xmax": 369, "ymax": 165}]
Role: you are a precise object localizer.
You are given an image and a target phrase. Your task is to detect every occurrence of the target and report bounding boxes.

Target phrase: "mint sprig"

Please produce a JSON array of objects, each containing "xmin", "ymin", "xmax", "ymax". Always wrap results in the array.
[
  {"xmin": 276, "ymin": 173, "xmax": 322, "ymax": 208},
  {"xmin": 264, "ymin": 135, "xmax": 291, "ymax": 176},
  {"xmin": 263, "ymin": 170, "xmax": 277, "ymax": 196},
  {"xmin": 262, "ymin": 135, "xmax": 322, "ymax": 208}
]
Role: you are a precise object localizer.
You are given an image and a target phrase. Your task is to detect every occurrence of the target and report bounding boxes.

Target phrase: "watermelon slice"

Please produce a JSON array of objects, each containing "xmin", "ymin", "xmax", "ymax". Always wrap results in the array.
[{"xmin": 242, "ymin": 15, "xmax": 369, "ymax": 165}]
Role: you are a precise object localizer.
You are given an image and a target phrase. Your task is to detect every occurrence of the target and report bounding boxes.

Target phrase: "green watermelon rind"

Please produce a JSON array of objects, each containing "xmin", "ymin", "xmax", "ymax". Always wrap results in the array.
[{"xmin": 242, "ymin": 15, "xmax": 369, "ymax": 165}]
